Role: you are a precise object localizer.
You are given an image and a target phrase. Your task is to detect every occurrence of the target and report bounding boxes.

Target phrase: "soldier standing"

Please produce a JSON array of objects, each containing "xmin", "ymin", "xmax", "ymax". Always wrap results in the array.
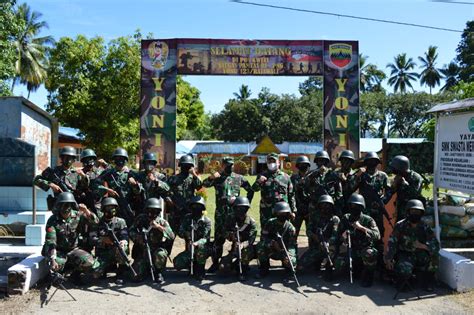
[
  {"xmin": 256, "ymin": 201, "xmax": 297, "ymax": 280},
  {"xmin": 203, "ymin": 156, "xmax": 254, "ymax": 273},
  {"xmin": 252, "ymin": 153, "xmax": 295, "ymax": 229},
  {"xmin": 298, "ymin": 195, "xmax": 340, "ymax": 281},
  {"xmin": 336, "ymin": 193, "xmax": 380, "ymax": 287},
  {"xmin": 334, "ymin": 150, "xmax": 358, "ymax": 206},
  {"xmin": 98, "ymin": 148, "xmax": 143, "ymax": 226},
  {"xmin": 42, "ymin": 192, "xmax": 100, "ymax": 284},
  {"xmin": 219, "ymin": 196, "xmax": 257, "ymax": 281},
  {"xmin": 91, "ymin": 197, "xmax": 129, "ymax": 284},
  {"xmin": 130, "ymin": 198, "xmax": 175, "ymax": 284},
  {"xmin": 173, "ymin": 196, "xmax": 212, "ymax": 281},
  {"xmin": 291, "ymin": 155, "xmax": 311, "ymax": 239},
  {"xmin": 167, "ymin": 155, "xmax": 203, "ymax": 239},
  {"xmin": 305, "ymin": 150, "xmax": 342, "ymax": 216},
  {"xmin": 34, "ymin": 146, "xmax": 89, "ymax": 211},
  {"xmin": 384, "ymin": 199, "xmax": 439, "ymax": 292},
  {"xmin": 389, "ymin": 155, "xmax": 424, "ymax": 220}
]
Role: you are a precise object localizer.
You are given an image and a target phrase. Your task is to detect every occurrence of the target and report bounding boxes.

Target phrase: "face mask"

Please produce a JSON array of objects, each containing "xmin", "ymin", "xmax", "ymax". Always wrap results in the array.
[
  {"xmin": 103, "ymin": 206, "xmax": 116, "ymax": 220},
  {"xmin": 341, "ymin": 159, "xmax": 353, "ymax": 170},
  {"xmin": 191, "ymin": 206, "xmax": 203, "ymax": 218},
  {"xmin": 181, "ymin": 165, "xmax": 192, "ymax": 173},
  {"xmin": 316, "ymin": 159, "xmax": 328, "ymax": 169},
  {"xmin": 297, "ymin": 164, "xmax": 309, "ymax": 173},
  {"xmin": 366, "ymin": 160, "xmax": 379, "ymax": 169},
  {"xmin": 408, "ymin": 214, "xmax": 422, "ymax": 224},
  {"xmin": 349, "ymin": 206, "xmax": 362, "ymax": 222},
  {"xmin": 147, "ymin": 209, "xmax": 158, "ymax": 221},
  {"xmin": 115, "ymin": 158, "xmax": 126, "ymax": 168},
  {"xmin": 145, "ymin": 163, "xmax": 155, "ymax": 172},
  {"xmin": 320, "ymin": 204, "xmax": 333, "ymax": 217},
  {"xmin": 267, "ymin": 162, "xmax": 278, "ymax": 172},
  {"xmin": 277, "ymin": 215, "xmax": 288, "ymax": 223},
  {"xmin": 82, "ymin": 158, "xmax": 96, "ymax": 168},
  {"xmin": 60, "ymin": 205, "xmax": 72, "ymax": 218},
  {"xmin": 234, "ymin": 207, "xmax": 248, "ymax": 218},
  {"xmin": 224, "ymin": 164, "xmax": 233, "ymax": 174},
  {"xmin": 62, "ymin": 156, "xmax": 75, "ymax": 168}
]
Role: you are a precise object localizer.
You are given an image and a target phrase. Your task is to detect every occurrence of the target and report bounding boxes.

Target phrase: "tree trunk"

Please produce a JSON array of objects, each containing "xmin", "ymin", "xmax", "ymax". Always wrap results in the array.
[{"xmin": 11, "ymin": 77, "xmax": 17, "ymax": 92}]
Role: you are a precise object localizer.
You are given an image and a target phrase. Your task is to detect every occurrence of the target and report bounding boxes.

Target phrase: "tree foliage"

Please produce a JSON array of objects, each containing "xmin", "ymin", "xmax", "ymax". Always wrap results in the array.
[
  {"xmin": 418, "ymin": 46, "xmax": 441, "ymax": 94},
  {"xmin": 440, "ymin": 62, "xmax": 460, "ymax": 92},
  {"xmin": 176, "ymin": 76, "xmax": 205, "ymax": 140},
  {"xmin": 387, "ymin": 53, "xmax": 418, "ymax": 93},
  {"xmin": 456, "ymin": 20, "xmax": 474, "ymax": 82}
]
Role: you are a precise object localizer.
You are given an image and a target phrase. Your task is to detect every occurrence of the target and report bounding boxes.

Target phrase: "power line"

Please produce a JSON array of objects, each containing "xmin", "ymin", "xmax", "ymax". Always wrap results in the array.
[
  {"xmin": 431, "ymin": 0, "xmax": 474, "ymax": 5},
  {"xmin": 231, "ymin": 0, "xmax": 463, "ymax": 33}
]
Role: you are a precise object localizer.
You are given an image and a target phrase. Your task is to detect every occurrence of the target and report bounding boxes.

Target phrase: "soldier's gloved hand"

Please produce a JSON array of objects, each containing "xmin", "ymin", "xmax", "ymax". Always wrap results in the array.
[
  {"xmin": 78, "ymin": 203, "xmax": 91, "ymax": 217},
  {"xmin": 356, "ymin": 168, "xmax": 365, "ymax": 177},
  {"xmin": 258, "ymin": 176, "xmax": 267, "ymax": 184},
  {"xmin": 190, "ymin": 167, "xmax": 199, "ymax": 177},
  {"xmin": 339, "ymin": 173, "xmax": 347, "ymax": 181},
  {"xmin": 119, "ymin": 240, "xmax": 127, "ymax": 249},
  {"xmin": 98, "ymin": 159, "xmax": 108, "ymax": 168},
  {"xmin": 106, "ymin": 188, "xmax": 119, "ymax": 198},
  {"xmin": 49, "ymin": 183, "xmax": 63, "ymax": 193},
  {"xmin": 282, "ymin": 256, "xmax": 290, "ymax": 267},
  {"xmin": 128, "ymin": 177, "xmax": 138, "ymax": 186},
  {"xmin": 147, "ymin": 172, "xmax": 156, "ymax": 181},
  {"xmin": 76, "ymin": 168, "xmax": 86, "ymax": 177}
]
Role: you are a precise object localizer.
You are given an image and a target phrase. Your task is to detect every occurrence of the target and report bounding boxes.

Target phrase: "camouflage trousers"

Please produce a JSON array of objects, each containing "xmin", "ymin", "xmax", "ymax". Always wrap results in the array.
[
  {"xmin": 299, "ymin": 245, "xmax": 336, "ymax": 271},
  {"xmin": 335, "ymin": 245, "xmax": 378, "ymax": 272},
  {"xmin": 168, "ymin": 214, "xmax": 183, "ymax": 238},
  {"xmin": 395, "ymin": 250, "xmax": 439, "ymax": 278},
  {"xmin": 95, "ymin": 245, "xmax": 129, "ymax": 275},
  {"xmin": 133, "ymin": 246, "xmax": 169, "ymax": 277},
  {"xmin": 213, "ymin": 207, "xmax": 230, "ymax": 258},
  {"xmin": 219, "ymin": 243, "xmax": 255, "ymax": 273},
  {"xmin": 53, "ymin": 248, "xmax": 100, "ymax": 274},
  {"xmin": 259, "ymin": 206, "xmax": 273, "ymax": 230},
  {"xmin": 292, "ymin": 207, "xmax": 309, "ymax": 238},
  {"xmin": 173, "ymin": 243, "xmax": 209, "ymax": 270},
  {"xmin": 256, "ymin": 241, "xmax": 297, "ymax": 268}
]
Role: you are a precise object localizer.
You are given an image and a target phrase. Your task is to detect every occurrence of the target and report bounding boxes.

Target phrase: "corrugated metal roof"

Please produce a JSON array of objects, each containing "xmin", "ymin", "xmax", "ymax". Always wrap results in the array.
[
  {"xmin": 427, "ymin": 98, "xmax": 474, "ymax": 113},
  {"xmin": 190, "ymin": 142, "xmax": 252, "ymax": 154},
  {"xmin": 287, "ymin": 142, "xmax": 323, "ymax": 154}
]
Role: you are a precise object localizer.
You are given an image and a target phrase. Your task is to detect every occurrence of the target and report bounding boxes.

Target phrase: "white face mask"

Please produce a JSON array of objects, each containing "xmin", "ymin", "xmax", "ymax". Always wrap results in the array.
[{"xmin": 267, "ymin": 162, "xmax": 278, "ymax": 171}]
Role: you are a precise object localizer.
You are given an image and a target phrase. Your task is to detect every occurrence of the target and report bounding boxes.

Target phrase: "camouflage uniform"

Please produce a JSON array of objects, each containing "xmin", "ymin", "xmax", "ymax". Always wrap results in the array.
[
  {"xmin": 91, "ymin": 216, "xmax": 129, "ymax": 277},
  {"xmin": 290, "ymin": 172, "xmax": 309, "ymax": 238},
  {"xmin": 385, "ymin": 219, "xmax": 439, "ymax": 278},
  {"xmin": 335, "ymin": 214, "xmax": 380, "ymax": 272},
  {"xmin": 219, "ymin": 214, "xmax": 257, "ymax": 273},
  {"xmin": 304, "ymin": 168, "xmax": 343, "ymax": 216},
  {"xmin": 167, "ymin": 173, "xmax": 203, "ymax": 234},
  {"xmin": 173, "ymin": 213, "xmax": 211, "ymax": 270},
  {"xmin": 132, "ymin": 170, "xmax": 170, "ymax": 214},
  {"xmin": 299, "ymin": 212, "xmax": 340, "ymax": 271},
  {"xmin": 98, "ymin": 167, "xmax": 143, "ymax": 226},
  {"xmin": 34, "ymin": 166, "xmax": 89, "ymax": 212},
  {"xmin": 203, "ymin": 171, "xmax": 253, "ymax": 264},
  {"xmin": 129, "ymin": 214, "xmax": 175, "ymax": 277},
  {"xmin": 42, "ymin": 209, "xmax": 100, "ymax": 274},
  {"xmin": 392, "ymin": 170, "xmax": 424, "ymax": 219},
  {"xmin": 257, "ymin": 219, "xmax": 297, "ymax": 268},
  {"xmin": 334, "ymin": 167, "xmax": 358, "ymax": 205},
  {"xmin": 252, "ymin": 170, "xmax": 295, "ymax": 228}
]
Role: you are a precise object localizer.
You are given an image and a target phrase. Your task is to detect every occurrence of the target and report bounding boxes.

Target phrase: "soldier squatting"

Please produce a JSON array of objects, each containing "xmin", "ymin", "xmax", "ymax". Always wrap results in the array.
[{"xmin": 34, "ymin": 146, "xmax": 438, "ymax": 294}]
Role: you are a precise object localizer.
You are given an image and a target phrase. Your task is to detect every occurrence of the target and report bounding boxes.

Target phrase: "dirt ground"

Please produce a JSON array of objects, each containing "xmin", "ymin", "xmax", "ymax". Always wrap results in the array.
[{"xmin": 1, "ymin": 238, "xmax": 473, "ymax": 315}]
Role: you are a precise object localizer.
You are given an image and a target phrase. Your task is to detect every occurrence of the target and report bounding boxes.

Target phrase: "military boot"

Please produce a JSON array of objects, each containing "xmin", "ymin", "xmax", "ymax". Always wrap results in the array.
[
  {"xmin": 361, "ymin": 268, "xmax": 374, "ymax": 287},
  {"xmin": 207, "ymin": 257, "xmax": 220, "ymax": 273},
  {"xmin": 256, "ymin": 261, "xmax": 270, "ymax": 279},
  {"xmin": 421, "ymin": 272, "xmax": 435, "ymax": 292},
  {"xmin": 155, "ymin": 269, "xmax": 165, "ymax": 284},
  {"xmin": 194, "ymin": 263, "xmax": 206, "ymax": 282}
]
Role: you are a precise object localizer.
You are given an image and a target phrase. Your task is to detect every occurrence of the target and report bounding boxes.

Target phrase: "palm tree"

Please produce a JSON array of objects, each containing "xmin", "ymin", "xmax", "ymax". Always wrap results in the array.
[
  {"xmin": 387, "ymin": 53, "xmax": 418, "ymax": 93},
  {"xmin": 233, "ymin": 84, "xmax": 252, "ymax": 101},
  {"xmin": 440, "ymin": 62, "xmax": 460, "ymax": 92},
  {"xmin": 360, "ymin": 54, "xmax": 386, "ymax": 93},
  {"xmin": 359, "ymin": 54, "xmax": 369, "ymax": 92},
  {"xmin": 11, "ymin": 3, "xmax": 54, "ymax": 97},
  {"xmin": 418, "ymin": 46, "xmax": 442, "ymax": 94}
]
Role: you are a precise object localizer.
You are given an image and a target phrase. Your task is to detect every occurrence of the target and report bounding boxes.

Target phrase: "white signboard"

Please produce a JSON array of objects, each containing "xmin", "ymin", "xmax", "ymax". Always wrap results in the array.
[{"xmin": 436, "ymin": 112, "xmax": 474, "ymax": 194}]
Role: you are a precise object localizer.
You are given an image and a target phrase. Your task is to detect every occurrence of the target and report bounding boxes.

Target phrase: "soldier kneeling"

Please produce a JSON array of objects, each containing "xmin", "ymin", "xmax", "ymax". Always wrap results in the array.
[
  {"xmin": 256, "ymin": 201, "xmax": 297, "ymax": 280},
  {"xmin": 219, "ymin": 196, "xmax": 257, "ymax": 281},
  {"xmin": 129, "ymin": 198, "xmax": 175, "ymax": 284},
  {"xmin": 384, "ymin": 199, "xmax": 439, "ymax": 292},
  {"xmin": 90, "ymin": 197, "xmax": 131, "ymax": 284},
  {"xmin": 42, "ymin": 192, "xmax": 100, "ymax": 285},
  {"xmin": 173, "ymin": 196, "xmax": 212, "ymax": 281}
]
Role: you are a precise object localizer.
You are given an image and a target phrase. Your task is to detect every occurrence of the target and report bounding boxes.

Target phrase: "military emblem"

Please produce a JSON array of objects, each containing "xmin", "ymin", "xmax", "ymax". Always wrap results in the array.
[
  {"xmin": 148, "ymin": 41, "xmax": 169, "ymax": 69},
  {"xmin": 329, "ymin": 43, "xmax": 352, "ymax": 69}
]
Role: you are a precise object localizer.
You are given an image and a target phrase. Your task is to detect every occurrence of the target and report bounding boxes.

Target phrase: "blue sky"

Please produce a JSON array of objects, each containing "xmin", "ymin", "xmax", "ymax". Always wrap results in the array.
[{"xmin": 15, "ymin": 0, "xmax": 473, "ymax": 114}]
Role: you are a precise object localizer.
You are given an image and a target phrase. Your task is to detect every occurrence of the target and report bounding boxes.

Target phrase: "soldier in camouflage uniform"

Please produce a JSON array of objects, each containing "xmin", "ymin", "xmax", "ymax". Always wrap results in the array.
[
  {"xmin": 173, "ymin": 196, "xmax": 211, "ymax": 281},
  {"xmin": 219, "ymin": 196, "xmax": 257, "ymax": 281},
  {"xmin": 42, "ymin": 192, "xmax": 100, "ymax": 284},
  {"xmin": 97, "ymin": 148, "xmax": 143, "ymax": 226},
  {"xmin": 252, "ymin": 153, "xmax": 295, "ymax": 229},
  {"xmin": 256, "ymin": 201, "xmax": 297, "ymax": 279},
  {"xmin": 90, "ymin": 197, "xmax": 129, "ymax": 284},
  {"xmin": 305, "ymin": 150, "xmax": 343, "ymax": 216},
  {"xmin": 291, "ymin": 155, "xmax": 311, "ymax": 239},
  {"xmin": 385, "ymin": 199, "xmax": 439, "ymax": 292},
  {"xmin": 334, "ymin": 150, "xmax": 358, "ymax": 209},
  {"xmin": 203, "ymin": 156, "xmax": 254, "ymax": 273},
  {"xmin": 389, "ymin": 155, "xmax": 424, "ymax": 220},
  {"xmin": 34, "ymin": 146, "xmax": 89, "ymax": 212},
  {"xmin": 130, "ymin": 198, "xmax": 175, "ymax": 284},
  {"xmin": 336, "ymin": 193, "xmax": 380, "ymax": 287},
  {"xmin": 298, "ymin": 195, "xmax": 339, "ymax": 281},
  {"xmin": 167, "ymin": 155, "xmax": 203, "ymax": 242},
  {"xmin": 131, "ymin": 152, "xmax": 170, "ymax": 215}
]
